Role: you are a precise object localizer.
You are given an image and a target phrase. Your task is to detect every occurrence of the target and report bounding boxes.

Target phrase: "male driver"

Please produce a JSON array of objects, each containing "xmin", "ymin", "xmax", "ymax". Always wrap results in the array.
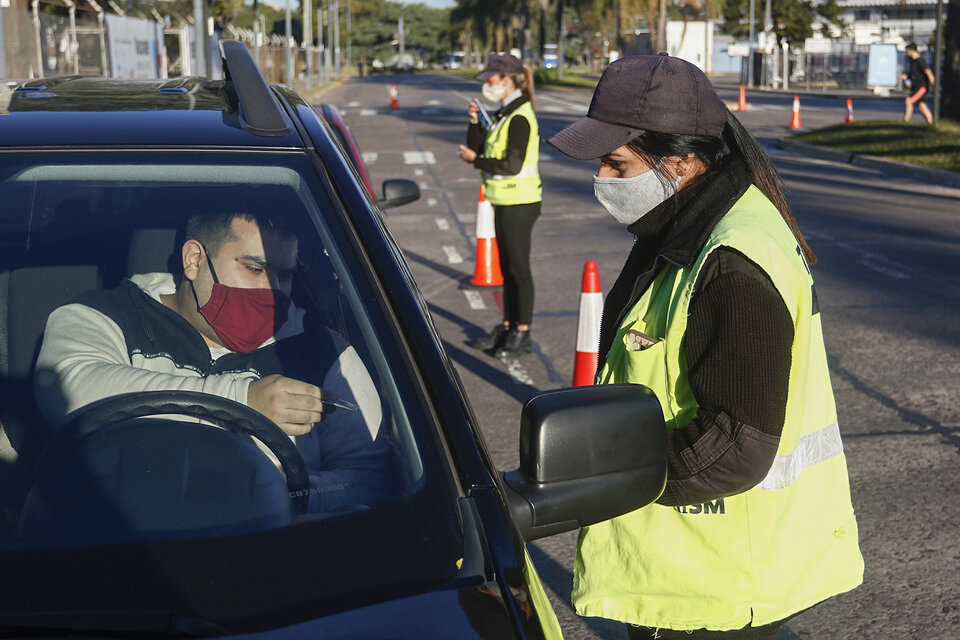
[
  {"xmin": 900, "ymin": 43, "xmax": 935, "ymax": 124},
  {"xmin": 34, "ymin": 212, "xmax": 390, "ymax": 511}
]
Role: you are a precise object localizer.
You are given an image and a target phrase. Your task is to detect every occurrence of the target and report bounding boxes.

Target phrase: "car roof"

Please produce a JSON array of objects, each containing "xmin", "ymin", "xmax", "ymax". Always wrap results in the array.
[{"xmin": 1, "ymin": 73, "xmax": 306, "ymax": 149}]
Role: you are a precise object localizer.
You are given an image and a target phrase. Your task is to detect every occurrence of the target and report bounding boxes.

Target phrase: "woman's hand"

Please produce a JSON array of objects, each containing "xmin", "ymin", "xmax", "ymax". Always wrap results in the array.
[
  {"xmin": 468, "ymin": 99, "xmax": 480, "ymax": 124},
  {"xmin": 458, "ymin": 145, "xmax": 477, "ymax": 163}
]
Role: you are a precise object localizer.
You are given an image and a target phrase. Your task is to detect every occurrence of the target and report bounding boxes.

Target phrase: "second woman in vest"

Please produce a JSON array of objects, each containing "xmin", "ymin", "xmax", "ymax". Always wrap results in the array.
[{"xmin": 458, "ymin": 53, "xmax": 541, "ymax": 359}]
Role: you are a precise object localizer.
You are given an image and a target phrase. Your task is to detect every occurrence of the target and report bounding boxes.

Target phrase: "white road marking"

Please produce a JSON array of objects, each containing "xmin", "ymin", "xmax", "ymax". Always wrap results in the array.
[
  {"xmin": 418, "ymin": 181, "xmax": 429, "ymax": 190},
  {"xmin": 428, "ymin": 198, "xmax": 439, "ymax": 207},
  {"xmin": 443, "ymin": 245, "xmax": 463, "ymax": 264},
  {"xmin": 403, "ymin": 151, "xmax": 437, "ymax": 165},
  {"xmin": 463, "ymin": 289, "xmax": 486, "ymax": 309},
  {"xmin": 359, "ymin": 109, "xmax": 376, "ymax": 116},
  {"xmin": 435, "ymin": 217, "xmax": 449, "ymax": 230},
  {"xmin": 536, "ymin": 93, "xmax": 590, "ymax": 112},
  {"xmin": 427, "ymin": 99, "xmax": 442, "ymax": 106},
  {"xmin": 347, "ymin": 101, "xmax": 361, "ymax": 107},
  {"xmin": 414, "ymin": 168, "xmax": 424, "ymax": 176},
  {"xmin": 361, "ymin": 152, "xmax": 378, "ymax": 164},
  {"xmin": 507, "ymin": 360, "xmax": 535, "ymax": 385},
  {"xmin": 859, "ymin": 257, "xmax": 909, "ymax": 279},
  {"xmin": 805, "ymin": 231, "xmax": 912, "ymax": 280}
]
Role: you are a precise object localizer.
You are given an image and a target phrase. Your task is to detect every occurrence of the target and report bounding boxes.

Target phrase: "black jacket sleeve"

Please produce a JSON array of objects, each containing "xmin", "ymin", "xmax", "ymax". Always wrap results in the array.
[
  {"xmin": 471, "ymin": 116, "xmax": 531, "ymax": 176},
  {"xmin": 656, "ymin": 248, "xmax": 795, "ymax": 507}
]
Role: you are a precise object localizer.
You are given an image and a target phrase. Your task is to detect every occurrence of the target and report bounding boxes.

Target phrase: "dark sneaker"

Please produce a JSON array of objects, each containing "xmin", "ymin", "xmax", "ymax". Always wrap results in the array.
[
  {"xmin": 494, "ymin": 329, "xmax": 532, "ymax": 359},
  {"xmin": 471, "ymin": 323, "xmax": 511, "ymax": 351}
]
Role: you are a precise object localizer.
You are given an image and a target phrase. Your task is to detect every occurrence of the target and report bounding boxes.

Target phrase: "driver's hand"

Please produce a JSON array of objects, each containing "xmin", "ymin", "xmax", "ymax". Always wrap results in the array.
[{"xmin": 247, "ymin": 374, "xmax": 336, "ymax": 436}]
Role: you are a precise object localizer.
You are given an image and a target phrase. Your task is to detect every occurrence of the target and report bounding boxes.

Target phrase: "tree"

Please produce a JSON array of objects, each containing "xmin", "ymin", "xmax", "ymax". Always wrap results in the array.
[
  {"xmin": 943, "ymin": 0, "xmax": 960, "ymax": 120},
  {"xmin": 722, "ymin": 0, "xmax": 843, "ymax": 45}
]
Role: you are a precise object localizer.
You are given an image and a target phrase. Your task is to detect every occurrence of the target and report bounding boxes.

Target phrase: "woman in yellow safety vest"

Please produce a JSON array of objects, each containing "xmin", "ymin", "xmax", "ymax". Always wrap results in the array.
[
  {"xmin": 547, "ymin": 54, "xmax": 864, "ymax": 639},
  {"xmin": 458, "ymin": 53, "xmax": 541, "ymax": 359}
]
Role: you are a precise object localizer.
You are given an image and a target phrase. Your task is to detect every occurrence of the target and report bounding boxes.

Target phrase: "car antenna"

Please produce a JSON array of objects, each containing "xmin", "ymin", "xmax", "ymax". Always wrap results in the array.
[{"xmin": 219, "ymin": 40, "xmax": 294, "ymax": 138}]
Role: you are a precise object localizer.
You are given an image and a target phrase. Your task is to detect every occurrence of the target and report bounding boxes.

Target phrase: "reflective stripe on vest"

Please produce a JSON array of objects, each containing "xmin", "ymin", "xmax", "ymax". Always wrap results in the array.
[
  {"xmin": 758, "ymin": 420, "xmax": 843, "ymax": 490},
  {"xmin": 483, "ymin": 166, "xmax": 540, "ymax": 179}
]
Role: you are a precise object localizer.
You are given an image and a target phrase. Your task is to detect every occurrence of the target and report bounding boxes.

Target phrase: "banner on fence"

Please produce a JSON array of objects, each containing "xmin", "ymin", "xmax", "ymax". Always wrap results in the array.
[
  {"xmin": 105, "ymin": 14, "xmax": 165, "ymax": 79},
  {"xmin": 867, "ymin": 44, "xmax": 898, "ymax": 88}
]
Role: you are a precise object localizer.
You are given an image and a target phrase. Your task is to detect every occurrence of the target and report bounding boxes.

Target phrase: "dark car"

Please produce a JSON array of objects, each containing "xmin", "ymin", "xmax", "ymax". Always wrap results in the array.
[{"xmin": 0, "ymin": 42, "xmax": 667, "ymax": 638}]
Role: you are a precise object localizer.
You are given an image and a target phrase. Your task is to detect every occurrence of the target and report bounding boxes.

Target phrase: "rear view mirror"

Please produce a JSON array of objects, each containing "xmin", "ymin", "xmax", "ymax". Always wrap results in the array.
[
  {"xmin": 501, "ymin": 384, "xmax": 667, "ymax": 541},
  {"xmin": 379, "ymin": 179, "xmax": 420, "ymax": 210}
]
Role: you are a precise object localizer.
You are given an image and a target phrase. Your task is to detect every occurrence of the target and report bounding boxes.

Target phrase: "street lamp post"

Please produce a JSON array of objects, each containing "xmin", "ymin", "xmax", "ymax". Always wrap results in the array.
[
  {"xmin": 933, "ymin": 0, "xmax": 944, "ymax": 121},
  {"xmin": 304, "ymin": 0, "xmax": 313, "ymax": 89},
  {"xmin": 748, "ymin": 0, "xmax": 755, "ymax": 87},
  {"xmin": 285, "ymin": 0, "xmax": 293, "ymax": 85}
]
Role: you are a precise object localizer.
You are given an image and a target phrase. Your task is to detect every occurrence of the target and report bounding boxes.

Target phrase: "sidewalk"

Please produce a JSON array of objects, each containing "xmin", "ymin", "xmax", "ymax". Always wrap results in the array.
[{"xmin": 708, "ymin": 71, "xmax": 902, "ymax": 101}]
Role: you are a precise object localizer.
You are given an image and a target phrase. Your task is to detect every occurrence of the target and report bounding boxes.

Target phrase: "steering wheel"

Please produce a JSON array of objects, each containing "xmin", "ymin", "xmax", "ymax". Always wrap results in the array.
[{"xmin": 48, "ymin": 390, "xmax": 310, "ymax": 513}]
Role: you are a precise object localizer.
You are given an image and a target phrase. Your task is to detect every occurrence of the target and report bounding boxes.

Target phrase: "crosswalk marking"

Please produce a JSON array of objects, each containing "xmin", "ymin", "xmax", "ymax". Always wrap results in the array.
[
  {"xmin": 361, "ymin": 152, "xmax": 378, "ymax": 164},
  {"xmin": 403, "ymin": 151, "xmax": 437, "ymax": 165},
  {"xmin": 443, "ymin": 245, "xmax": 463, "ymax": 264},
  {"xmin": 463, "ymin": 290, "xmax": 486, "ymax": 309}
]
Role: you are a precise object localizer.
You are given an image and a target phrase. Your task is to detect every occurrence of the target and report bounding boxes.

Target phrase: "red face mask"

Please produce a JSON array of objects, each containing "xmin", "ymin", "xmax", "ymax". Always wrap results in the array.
[{"xmin": 196, "ymin": 253, "xmax": 291, "ymax": 353}]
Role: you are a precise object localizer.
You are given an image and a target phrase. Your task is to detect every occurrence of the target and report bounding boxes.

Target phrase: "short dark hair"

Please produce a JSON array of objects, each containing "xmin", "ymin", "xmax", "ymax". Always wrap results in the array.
[
  {"xmin": 905, "ymin": 42, "xmax": 918, "ymax": 52},
  {"xmin": 184, "ymin": 213, "xmax": 292, "ymax": 258}
]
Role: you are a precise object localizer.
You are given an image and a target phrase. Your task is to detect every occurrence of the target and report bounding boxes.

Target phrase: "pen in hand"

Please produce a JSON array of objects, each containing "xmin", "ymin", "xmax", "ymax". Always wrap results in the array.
[{"xmin": 322, "ymin": 398, "xmax": 360, "ymax": 413}]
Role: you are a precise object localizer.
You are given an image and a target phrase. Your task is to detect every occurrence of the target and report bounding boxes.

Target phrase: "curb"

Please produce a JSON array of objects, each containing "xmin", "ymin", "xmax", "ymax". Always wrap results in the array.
[{"xmin": 777, "ymin": 139, "xmax": 960, "ymax": 188}]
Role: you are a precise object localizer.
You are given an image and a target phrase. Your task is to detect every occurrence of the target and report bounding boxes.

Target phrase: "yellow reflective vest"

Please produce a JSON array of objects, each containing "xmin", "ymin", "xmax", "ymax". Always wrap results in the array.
[
  {"xmin": 574, "ymin": 186, "xmax": 864, "ymax": 631},
  {"xmin": 482, "ymin": 101, "xmax": 541, "ymax": 206}
]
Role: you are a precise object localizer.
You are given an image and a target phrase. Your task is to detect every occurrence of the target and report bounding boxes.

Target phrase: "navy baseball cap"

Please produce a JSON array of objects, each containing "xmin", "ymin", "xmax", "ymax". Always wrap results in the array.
[
  {"xmin": 475, "ymin": 53, "xmax": 523, "ymax": 81},
  {"xmin": 548, "ymin": 54, "xmax": 728, "ymax": 160}
]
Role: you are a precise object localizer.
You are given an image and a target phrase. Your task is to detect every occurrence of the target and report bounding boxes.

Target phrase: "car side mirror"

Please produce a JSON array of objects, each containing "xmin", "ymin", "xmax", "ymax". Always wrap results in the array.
[
  {"xmin": 379, "ymin": 179, "xmax": 420, "ymax": 210},
  {"xmin": 500, "ymin": 384, "xmax": 667, "ymax": 541}
]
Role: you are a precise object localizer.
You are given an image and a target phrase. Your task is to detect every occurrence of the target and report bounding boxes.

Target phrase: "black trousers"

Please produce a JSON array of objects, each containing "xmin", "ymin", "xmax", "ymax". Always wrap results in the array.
[{"xmin": 493, "ymin": 201, "xmax": 540, "ymax": 326}]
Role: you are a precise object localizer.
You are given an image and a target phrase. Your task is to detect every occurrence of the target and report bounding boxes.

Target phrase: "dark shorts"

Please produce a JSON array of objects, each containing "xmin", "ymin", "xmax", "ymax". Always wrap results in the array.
[{"xmin": 909, "ymin": 86, "xmax": 928, "ymax": 104}]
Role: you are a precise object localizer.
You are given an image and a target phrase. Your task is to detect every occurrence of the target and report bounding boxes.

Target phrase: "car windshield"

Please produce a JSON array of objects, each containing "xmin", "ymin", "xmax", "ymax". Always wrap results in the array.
[{"xmin": 0, "ymin": 150, "xmax": 463, "ymax": 630}]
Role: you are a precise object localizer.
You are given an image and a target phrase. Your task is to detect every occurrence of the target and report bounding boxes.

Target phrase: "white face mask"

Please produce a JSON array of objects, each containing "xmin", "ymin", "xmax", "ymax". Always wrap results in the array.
[
  {"xmin": 593, "ymin": 160, "xmax": 682, "ymax": 226},
  {"xmin": 481, "ymin": 80, "xmax": 506, "ymax": 103}
]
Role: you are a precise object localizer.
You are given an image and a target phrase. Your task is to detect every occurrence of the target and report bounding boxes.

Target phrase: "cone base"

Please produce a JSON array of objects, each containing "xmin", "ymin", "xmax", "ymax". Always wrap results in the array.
[
  {"xmin": 572, "ymin": 350, "xmax": 599, "ymax": 387},
  {"xmin": 469, "ymin": 238, "xmax": 503, "ymax": 287}
]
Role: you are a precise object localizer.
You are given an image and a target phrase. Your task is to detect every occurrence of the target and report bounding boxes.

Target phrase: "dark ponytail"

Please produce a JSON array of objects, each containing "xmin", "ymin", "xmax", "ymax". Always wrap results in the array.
[
  {"xmin": 512, "ymin": 65, "xmax": 535, "ymax": 111},
  {"xmin": 721, "ymin": 110, "xmax": 817, "ymax": 264}
]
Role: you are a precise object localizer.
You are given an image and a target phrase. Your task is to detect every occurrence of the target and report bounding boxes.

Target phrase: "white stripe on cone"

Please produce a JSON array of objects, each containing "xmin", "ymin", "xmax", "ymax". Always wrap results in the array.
[
  {"xmin": 573, "ymin": 260, "xmax": 602, "ymax": 386},
  {"xmin": 470, "ymin": 184, "xmax": 503, "ymax": 286}
]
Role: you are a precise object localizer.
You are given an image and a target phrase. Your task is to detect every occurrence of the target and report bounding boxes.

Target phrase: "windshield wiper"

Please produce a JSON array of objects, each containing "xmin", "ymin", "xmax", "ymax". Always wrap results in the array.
[{"xmin": 0, "ymin": 611, "xmax": 228, "ymax": 638}]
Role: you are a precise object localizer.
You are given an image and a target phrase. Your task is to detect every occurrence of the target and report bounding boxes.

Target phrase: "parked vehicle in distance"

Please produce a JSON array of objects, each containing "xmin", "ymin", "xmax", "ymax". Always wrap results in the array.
[{"xmin": 0, "ymin": 41, "xmax": 667, "ymax": 638}]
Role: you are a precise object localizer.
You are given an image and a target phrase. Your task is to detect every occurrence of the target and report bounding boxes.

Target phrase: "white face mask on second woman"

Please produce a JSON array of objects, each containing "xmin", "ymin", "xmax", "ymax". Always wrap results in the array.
[
  {"xmin": 481, "ymin": 79, "xmax": 507, "ymax": 103},
  {"xmin": 593, "ymin": 160, "xmax": 682, "ymax": 226}
]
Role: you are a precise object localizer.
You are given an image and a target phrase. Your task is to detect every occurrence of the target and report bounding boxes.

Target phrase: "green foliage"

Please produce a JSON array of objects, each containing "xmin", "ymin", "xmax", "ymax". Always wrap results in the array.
[
  {"xmin": 791, "ymin": 120, "xmax": 960, "ymax": 172},
  {"xmin": 721, "ymin": 0, "xmax": 844, "ymax": 44}
]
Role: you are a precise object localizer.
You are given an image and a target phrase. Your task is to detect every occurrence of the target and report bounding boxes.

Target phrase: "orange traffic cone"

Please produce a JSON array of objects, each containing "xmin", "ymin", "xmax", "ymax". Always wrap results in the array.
[
  {"xmin": 572, "ymin": 260, "xmax": 603, "ymax": 386},
  {"xmin": 738, "ymin": 85, "xmax": 747, "ymax": 112},
  {"xmin": 389, "ymin": 83, "xmax": 399, "ymax": 110},
  {"xmin": 790, "ymin": 95, "xmax": 802, "ymax": 129},
  {"xmin": 469, "ymin": 184, "xmax": 503, "ymax": 287},
  {"xmin": 845, "ymin": 98, "xmax": 854, "ymax": 123}
]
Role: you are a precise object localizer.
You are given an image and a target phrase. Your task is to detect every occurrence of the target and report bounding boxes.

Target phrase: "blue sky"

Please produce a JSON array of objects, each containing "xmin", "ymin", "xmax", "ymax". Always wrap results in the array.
[{"xmin": 411, "ymin": 0, "xmax": 455, "ymax": 7}]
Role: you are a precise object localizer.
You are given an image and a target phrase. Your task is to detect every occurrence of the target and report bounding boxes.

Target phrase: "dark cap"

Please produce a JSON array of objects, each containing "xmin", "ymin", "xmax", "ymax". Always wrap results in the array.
[
  {"xmin": 548, "ymin": 54, "xmax": 727, "ymax": 160},
  {"xmin": 475, "ymin": 53, "xmax": 523, "ymax": 82}
]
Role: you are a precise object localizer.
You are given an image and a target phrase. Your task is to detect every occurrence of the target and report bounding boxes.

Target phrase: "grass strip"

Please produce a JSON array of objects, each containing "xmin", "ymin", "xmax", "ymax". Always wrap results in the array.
[{"xmin": 789, "ymin": 120, "xmax": 960, "ymax": 172}]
